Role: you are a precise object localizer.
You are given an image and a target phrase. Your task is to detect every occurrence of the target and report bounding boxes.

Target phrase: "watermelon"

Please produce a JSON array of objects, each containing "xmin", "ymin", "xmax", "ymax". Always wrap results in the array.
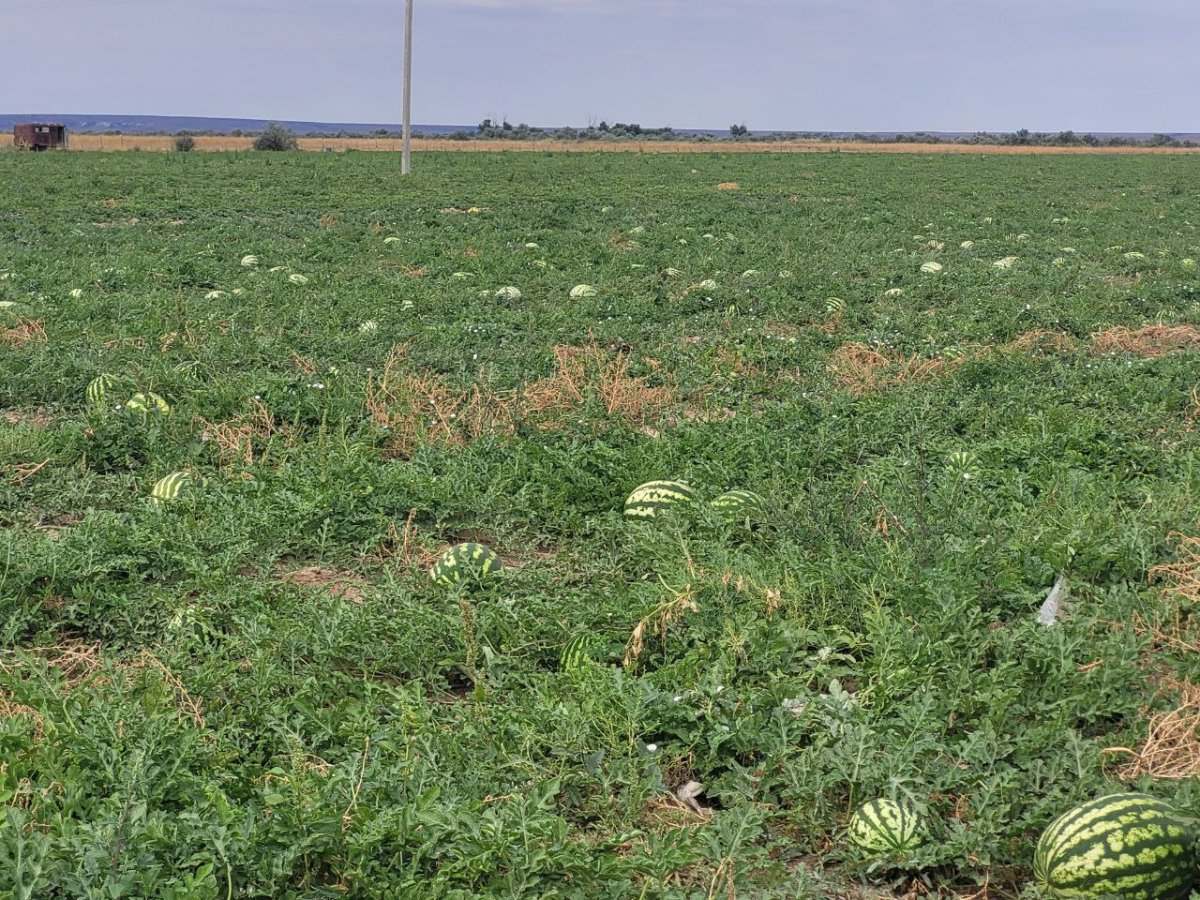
[
  {"xmin": 624, "ymin": 480, "xmax": 697, "ymax": 518},
  {"xmin": 430, "ymin": 542, "xmax": 502, "ymax": 586},
  {"xmin": 151, "ymin": 472, "xmax": 194, "ymax": 503},
  {"xmin": 848, "ymin": 799, "xmax": 926, "ymax": 854},
  {"xmin": 710, "ymin": 490, "xmax": 765, "ymax": 520},
  {"xmin": 560, "ymin": 634, "xmax": 603, "ymax": 672},
  {"xmin": 86, "ymin": 374, "xmax": 116, "ymax": 406},
  {"xmin": 126, "ymin": 391, "xmax": 171, "ymax": 417},
  {"xmin": 1034, "ymin": 793, "xmax": 1196, "ymax": 900},
  {"xmin": 570, "ymin": 284, "xmax": 598, "ymax": 299}
]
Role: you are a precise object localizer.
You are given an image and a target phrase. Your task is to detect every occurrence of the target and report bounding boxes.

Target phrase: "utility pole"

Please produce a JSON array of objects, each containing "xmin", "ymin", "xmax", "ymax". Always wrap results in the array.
[{"xmin": 402, "ymin": 0, "xmax": 414, "ymax": 174}]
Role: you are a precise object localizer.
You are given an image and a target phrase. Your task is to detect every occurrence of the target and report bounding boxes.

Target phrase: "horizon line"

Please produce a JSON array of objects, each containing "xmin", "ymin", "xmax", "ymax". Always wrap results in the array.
[{"xmin": 4, "ymin": 113, "xmax": 1197, "ymax": 137}]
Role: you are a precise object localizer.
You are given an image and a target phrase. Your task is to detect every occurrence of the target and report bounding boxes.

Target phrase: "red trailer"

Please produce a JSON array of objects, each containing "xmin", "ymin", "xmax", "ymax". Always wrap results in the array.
[{"xmin": 13, "ymin": 123, "xmax": 68, "ymax": 150}]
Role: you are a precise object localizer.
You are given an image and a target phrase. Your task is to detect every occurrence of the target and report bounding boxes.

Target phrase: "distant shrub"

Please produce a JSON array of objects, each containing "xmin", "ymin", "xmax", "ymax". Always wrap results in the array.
[
  {"xmin": 254, "ymin": 123, "xmax": 299, "ymax": 151},
  {"xmin": 175, "ymin": 134, "xmax": 196, "ymax": 152}
]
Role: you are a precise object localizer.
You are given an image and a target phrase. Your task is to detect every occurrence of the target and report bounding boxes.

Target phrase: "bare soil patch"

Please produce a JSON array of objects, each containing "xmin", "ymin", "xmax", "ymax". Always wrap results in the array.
[{"xmin": 278, "ymin": 565, "xmax": 368, "ymax": 604}]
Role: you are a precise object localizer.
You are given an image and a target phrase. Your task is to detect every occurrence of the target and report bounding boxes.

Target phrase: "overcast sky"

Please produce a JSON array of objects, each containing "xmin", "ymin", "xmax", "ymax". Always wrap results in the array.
[{"xmin": 3, "ymin": 0, "xmax": 1197, "ymax": 132}]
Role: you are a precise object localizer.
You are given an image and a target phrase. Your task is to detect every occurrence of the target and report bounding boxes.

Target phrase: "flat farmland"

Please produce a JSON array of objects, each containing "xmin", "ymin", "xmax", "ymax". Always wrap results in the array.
[
  {"xmin": 4, "ymin": 150, "xmax": 1200, "ymax": 898},
  {"xmin": 7, "ymin": 133, "xmax": 1200, "ymax": 154}
]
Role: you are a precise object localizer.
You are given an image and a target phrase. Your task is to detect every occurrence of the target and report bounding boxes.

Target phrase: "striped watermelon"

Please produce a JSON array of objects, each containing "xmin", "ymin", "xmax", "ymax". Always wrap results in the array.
[
  {"xmin": 126, "ymin": 391, "xmax": 171, "ymax": 417},
  {"xmin": 151, "ymin": 472, "xmax": 194, "ymax": 503},
  {"xmin": 710, "ymin": 490, "xmax": 765, "ymax": 520},
  {"xmin": 430, "ymin": 542, "xmax": 502, "ymax": 586},
  {"xmin": 1034, "ymin": 794, "xmax": 1196, "ymax": 899},
  {"xmin": 624, "ymin": 480, "xmax": 696, "ymax": 518},
  {"xmin": 848, "ymin": 799, "xmax": 926, "ymax": 854},
  {"xmin": 560, "ymin": 634, "xmax": 603, "ymax": 672},
  {"xmin": 86, "ymin": 374, "xmax": 116, "ymax": 406}
]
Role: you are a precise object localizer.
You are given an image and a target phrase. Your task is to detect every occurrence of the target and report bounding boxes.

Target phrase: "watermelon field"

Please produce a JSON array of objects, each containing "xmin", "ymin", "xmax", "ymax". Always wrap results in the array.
[{"xmin": 6, "ymin": 149, "xmax": 1200, "ymax": 898}]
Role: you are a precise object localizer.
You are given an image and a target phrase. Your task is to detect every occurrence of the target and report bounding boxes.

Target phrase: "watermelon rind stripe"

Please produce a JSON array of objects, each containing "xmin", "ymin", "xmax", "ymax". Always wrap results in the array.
[
  {"xmin": 560, "ymin": 635, "xmax": 599, "ymax": 671},
  {"xmin": 849, "ymin": 799, "xmax": 924, "ymax": 854},
  {"xmin": 624, "ymin": 480, "xmax": 696, "ymax": 517},
  {"xmin": 1041, "ymin": 794, "xmax": 1183, "ymax": 855},
  {"xmin": 431, "ymin": 542, "xmax": 502, "ymax": 585},
  {"xmin": 1036, "ymin": 794, "xmax": 1196, "ymax": 899},
  {"xmin": 710, "ymin": 490, "xmax": 765, "ymax": 516},
  {"xmin": 1044, "ymin": 795, "xmax": 1173, "ymax": 850},
  {"xmin": 152, "ymin": 472, "xmax": 192, "ymax": 502},
  {"xmin": 87, "ymin": 374, "xmax": 115, "ymax": 405}
]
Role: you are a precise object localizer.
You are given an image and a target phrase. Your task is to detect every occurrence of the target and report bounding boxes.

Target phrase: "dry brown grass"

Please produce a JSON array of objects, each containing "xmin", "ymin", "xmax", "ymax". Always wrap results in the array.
[
  {"xmin": 367, "ymin": 342, "xmax": 675, "ymax": 457},
  {"xmin": 1109, "ymin": 678, "xmax": 1200, "ymax": 780},
  {"xmin": 1089, "ymin": 324, "xmax": 1200, "ymax": 358},
  {"xmin": 1100, "ymin": 534, "xmax": 1200, "ymax": 780},
  {"xmin": 195, "ymin": 398, "xmax": 288, "ymax": 468},
  {"xmin": 1103, "ymin": 323, "xmax": 1200, "ymax": 355},
  {"xmin": 0, "ymin": 641, "xmax": 204, "ymax": 731},
  {"xmin": 827, "ymin": 342, "xmax": 959, "ymax": 394},
  {"xmin": 290, "ymin": 351, "xmax": 317, "ymax": 375},
  {"xmin": 522, "ymin": 342, "xmax": 675, "ymax": 430},
  {"xmin": 8, "ymin": 459, "xmax": 50, "ymax": 486},
  {"xmin": 0, "ymin": 692, "xmax": 45, "ymax": 740},
  {"xmin": 641, "ymin": 793, "xmax": 713, "ymax": 830},
  {"xmin": 18, "ymin": 134, "xmax": 1200, "ymax": 155},
  {"xmin": 823, "ymin": 326, "xmax": 1200, "ymax": 395},
  {"xmin": 1149, "ymin": 532, "xmax": 1200, "ymax": 605},
  {"xmin": 3, "ymin": 317, "xmax": 47, "ymax": 348},
  {"xmin": 1007, "ymin": 330, "xmax": 1079, "ymax": 354},
  {"xmin": 366, "ymin": 345, "xmax": 516, "ymax": 458},
  {"xmin": 3, "ymin": 410, "xmax": 54, "ymax": 428}
]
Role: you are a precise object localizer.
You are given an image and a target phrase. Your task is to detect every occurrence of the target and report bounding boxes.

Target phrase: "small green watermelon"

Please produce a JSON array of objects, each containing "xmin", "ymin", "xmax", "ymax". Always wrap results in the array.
[
  {"xmin": 87, "ymin": 374, "xmax": 117, "ymax": 406},
  {"xmin": 430, "ymin": 542, "xmax": 502, "ymax": 586},
  {"xmin": 624, "ymin": 480, "xmax": 696, "ymax": 518},
  {"xmin": 848, "ymin": 799, "xmax": 926, "ymax": 855},
  {"xmin": 126, "ymin": 391, "xmax": 171, "ymax": 417},
  {"xmin": 560, "ymin": 634, "xmax": 604, "ymax": 672},
  {"xmin": 710, "ymin": 489, "xmax": 765, "ymax": 520},
  {"xmin": 151, "ymin": 471, "xmax": 195, "ymax": 503}
]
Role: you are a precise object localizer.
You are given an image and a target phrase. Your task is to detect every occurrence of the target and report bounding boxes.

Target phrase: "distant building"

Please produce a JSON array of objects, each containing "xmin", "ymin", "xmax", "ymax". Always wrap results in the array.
[{"xmin": 13, "ymin": 123, "xmax": 68, "ymax": 150}]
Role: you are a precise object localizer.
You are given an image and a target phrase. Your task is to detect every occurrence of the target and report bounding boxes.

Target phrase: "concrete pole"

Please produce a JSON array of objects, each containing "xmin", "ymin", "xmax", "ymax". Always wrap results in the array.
[{"xmin": 402, "ymin": 0, "xmax": 414, "ymax": 174}]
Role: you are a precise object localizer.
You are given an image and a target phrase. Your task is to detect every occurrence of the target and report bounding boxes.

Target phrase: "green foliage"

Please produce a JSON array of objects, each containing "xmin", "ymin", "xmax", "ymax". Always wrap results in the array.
[
  {"xmin": 4, "ymin": 149, "xmax": 1200, "ymax": 896},
  {"xmin": 253, "ymin": 122, "xmax": 298, "ymax": 151},
  {"xmin": 174, "ymin": 133, "xmax": 196, "ymax": 152}
]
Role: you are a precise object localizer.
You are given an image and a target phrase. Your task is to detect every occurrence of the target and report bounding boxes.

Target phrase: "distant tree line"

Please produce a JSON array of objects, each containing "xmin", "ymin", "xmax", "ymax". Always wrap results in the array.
[
  {"xmin": 111, "ymin": 122, "xmax": 1198, "ymax": 150},
  {"xmin": 444, "ymin": 122, "xmax": 1197, "ymax": 147}
]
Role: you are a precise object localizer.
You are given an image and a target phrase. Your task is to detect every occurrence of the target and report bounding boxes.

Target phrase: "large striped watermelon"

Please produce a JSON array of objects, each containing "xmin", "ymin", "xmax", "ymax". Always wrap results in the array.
[
  {"xmin": 86, "ymin": 374, "xmax": 117, "ymax": 406},
  {"xmin": 710, "ymin": 489, "xmax": 765, "ymax": 520},
  {"xmin": 151, "ymin": 472, "xmax": 195, "ymax": 504},
  {"xmin": 848, "ymin": 799, "xmax": 926, "ymax": 854},
  {"xmin": 1034, "ymin": 794, "xmax": 1196, "ymax": 899},
  {"xmin": 624, "ymin": 480, "xmax": 696, "ymax": 518},
  {"xmin": 430, "ymin": 542, "xmax": 502, "ymax": 586}
]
